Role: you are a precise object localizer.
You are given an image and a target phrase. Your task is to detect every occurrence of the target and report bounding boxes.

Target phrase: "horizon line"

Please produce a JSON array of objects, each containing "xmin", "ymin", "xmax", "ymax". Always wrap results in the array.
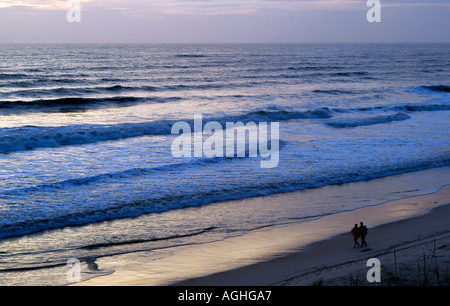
[{"xmin": 1, "ymin": 41, "xmax": 450, "ymax": 45}]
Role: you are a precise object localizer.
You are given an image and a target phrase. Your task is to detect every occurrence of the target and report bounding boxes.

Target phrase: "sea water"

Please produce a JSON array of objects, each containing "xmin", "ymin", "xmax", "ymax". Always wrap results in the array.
[{"xmin": 0, "ymin": 43, "xmax": 449, "ymax": 285}]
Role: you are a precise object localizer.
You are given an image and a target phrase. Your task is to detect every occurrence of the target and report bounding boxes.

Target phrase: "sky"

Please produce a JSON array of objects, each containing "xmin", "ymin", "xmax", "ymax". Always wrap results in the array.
[{"xmin": 0, "ymin": 0, "xmax": 449, "ymax": 43}]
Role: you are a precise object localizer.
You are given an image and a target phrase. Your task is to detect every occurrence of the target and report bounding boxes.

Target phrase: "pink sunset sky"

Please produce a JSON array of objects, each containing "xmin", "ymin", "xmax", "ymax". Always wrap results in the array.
[{"xmin": 0, "ymin": 0, "xmax": 449, "ymax": 43}]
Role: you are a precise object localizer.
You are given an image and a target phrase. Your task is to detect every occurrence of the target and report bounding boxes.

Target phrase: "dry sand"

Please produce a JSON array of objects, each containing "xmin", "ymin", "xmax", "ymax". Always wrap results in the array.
[{"xmin": 75, "ymin": 185, "xmax": 450, "ymax": 286}]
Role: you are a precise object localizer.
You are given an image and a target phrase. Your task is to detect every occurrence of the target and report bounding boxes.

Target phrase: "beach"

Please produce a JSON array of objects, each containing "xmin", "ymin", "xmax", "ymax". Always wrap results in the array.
[
  {"xmin": 1, "ymin": 44, "xmax": 449, "ymax": 287},
  {"xmin": 0, "ymin": 0, "xmax": 449, "ymax": 292},
  {"xmin": 75, "ymin": 184, "xmax": 450, "ymax": 286}
]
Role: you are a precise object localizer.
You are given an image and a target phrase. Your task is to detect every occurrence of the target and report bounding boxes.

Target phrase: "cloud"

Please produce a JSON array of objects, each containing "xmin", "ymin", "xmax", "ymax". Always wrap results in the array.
[
  {"xmin": 1, "ymin": 0, "xmax": 449, "ymax": 43},
  {"xmin": 0, "ymin": 1, "xmax": 62, "ymax": 9},
  {"xmin": 119, "ymin": 1, "xmax": 366, "ymax": 16},
  {"xmin": 0, "ymin": 0, "xmax": 365, "ymax": 15},
  {"xmin": 1, "ymin": 1, "xmax": 448, "ymax": 17},
  {"xmin": 0, "ymin": 0, "xmax": 97, "ymax": 10}
]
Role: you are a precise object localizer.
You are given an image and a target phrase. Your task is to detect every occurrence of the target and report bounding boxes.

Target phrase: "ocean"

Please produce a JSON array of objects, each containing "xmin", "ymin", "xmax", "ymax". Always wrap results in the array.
[{"xmin": 0, "ymin": 43, "xmax": 449, "ymax": 285}]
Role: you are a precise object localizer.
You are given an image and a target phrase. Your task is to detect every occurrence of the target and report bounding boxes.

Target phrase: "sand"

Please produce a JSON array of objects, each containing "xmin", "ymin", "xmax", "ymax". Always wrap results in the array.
[{"xmin": 74, "ymin": 185, "xmax": 450, "ymax": 286}]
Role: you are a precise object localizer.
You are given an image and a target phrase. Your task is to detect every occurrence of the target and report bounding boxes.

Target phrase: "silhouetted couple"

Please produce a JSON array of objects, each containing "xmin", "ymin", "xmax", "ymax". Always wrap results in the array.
[{"xmin": 351, "ymin": 222, "xmax": 368, "ymax": 248}]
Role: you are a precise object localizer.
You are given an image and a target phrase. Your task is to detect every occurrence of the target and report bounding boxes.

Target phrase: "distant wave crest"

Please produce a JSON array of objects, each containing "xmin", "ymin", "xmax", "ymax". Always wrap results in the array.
[{"xmin": 326, "ymin": 113, "xmax": 411, "ymax": 128}]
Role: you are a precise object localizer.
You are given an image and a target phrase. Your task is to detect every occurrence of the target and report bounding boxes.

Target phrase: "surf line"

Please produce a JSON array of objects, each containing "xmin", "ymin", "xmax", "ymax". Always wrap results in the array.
[{"xmin": 171, "ymin": 114, "xmax": 280, "ymax": 169}]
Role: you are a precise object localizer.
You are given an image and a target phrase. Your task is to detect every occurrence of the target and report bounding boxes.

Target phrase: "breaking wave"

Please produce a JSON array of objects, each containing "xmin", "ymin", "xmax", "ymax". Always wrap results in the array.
[
  {"xmin": 326, "ymin": 113, "xmax": 411, "ymax": 128},
  {"xmin": 0, "ymin": 108, "xmax": 330, "ymax": 154}
]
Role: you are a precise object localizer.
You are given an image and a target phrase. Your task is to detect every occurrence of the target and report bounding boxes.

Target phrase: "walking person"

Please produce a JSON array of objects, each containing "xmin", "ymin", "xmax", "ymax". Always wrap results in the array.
[
  {"xmin": 359, "ymin": 222, "xmax": 368, "ymax": 248},
  {"xmin": 351, "ymin": 224, "xmax": 360, "ymax": 248}
]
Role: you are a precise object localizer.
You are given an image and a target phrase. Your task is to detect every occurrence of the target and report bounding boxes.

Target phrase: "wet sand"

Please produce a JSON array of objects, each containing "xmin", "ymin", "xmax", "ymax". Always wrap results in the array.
[{"xmin": 75, "ymin": 185, "xmax": 450, "ymax": 286}]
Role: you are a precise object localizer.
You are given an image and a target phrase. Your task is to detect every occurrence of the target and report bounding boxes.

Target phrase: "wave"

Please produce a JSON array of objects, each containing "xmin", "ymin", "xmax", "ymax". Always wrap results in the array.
[
  {"xmin": 0, "ymin": 94, "xmax": 186, "ymax": 115},
  {"xmin": 0, "ymin": 78, "xmax": 93, "ymax": 89},
  {"xmin": 4, "ymin": 136, "xmax": 288, "ymax": 194},
  {"xmin": 3, "ymin": 160, "xmax": 231, "ymax": 195},
  {"xmin": 416, "ymin": 85, "xmax": 450, "ymax": 93},
  {"xmin": 0, "ymin": 109, "xmax": 329, "ymax": 154},
  {"xmin": 312, "ymin": 89, "xmax": 357, "ymax": 95},
  {"xmin": 237, "ymin": 108, "xmax": 333, "ymax": 121},
  {"xmin": 1, "ymin": 155, "xmax": 449, "ymax": 240},
  {"xmin": 276, "ymin": 71, "xmax": 373, "ymax": 81},
  {"xmin": 79, "ymin": 226, "xmax": 217, "ymax": 250},
  {"xmin": 287, "ymin": 65, "xmax": 344, "ymax": 71},
  {"xmin": 0, "ymin": 83, "xmax": 249, "ymax": 114},
  {"xmin": 0, "ymin": 73, "xmax": 28, "ymax": 80},
  {"xmin": 2, "ymin": 84, "xmax": 159, "ymax": 98},
  {"xmin": 1, "ymin": 100, "xmax": 449, "ymax": 153},
  {"xmin": 0, "ymin": 121, "xmax": 172, "ymax": 154},
  {"xmin": 0, "ymin": 226, "xmax": 218, "ymax": 272},
  {"xmin": 391, "ymin": 104, "xmax": 450, "ymax": 112},
  {"xmin": 0, "ymin": 96, "xmax": 147, "ymax": 113},
  {"xmin": 332, "ymin": 71, "xmax": 369, "ymax": 77},
  {"xmin": 353, "ymin": 103, "xmax": 450, "ymax": 113},
  {"xmin": 326, "ymin": 112, "xmax": 411, "ymax": 128},
  {"xmin": 174, "ymin": 54, "xmax": 207, "ymax": 58}
]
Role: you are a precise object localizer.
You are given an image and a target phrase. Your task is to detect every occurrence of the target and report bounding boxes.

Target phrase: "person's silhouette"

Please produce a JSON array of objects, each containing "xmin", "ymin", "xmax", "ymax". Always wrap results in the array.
[
  {"xmin": 351, "ymin": 224, "xmax": 360, "ymax": 248},
  {"xmin": 359, "ymin": 222, "xmax": 368, "ymax": 247}
]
